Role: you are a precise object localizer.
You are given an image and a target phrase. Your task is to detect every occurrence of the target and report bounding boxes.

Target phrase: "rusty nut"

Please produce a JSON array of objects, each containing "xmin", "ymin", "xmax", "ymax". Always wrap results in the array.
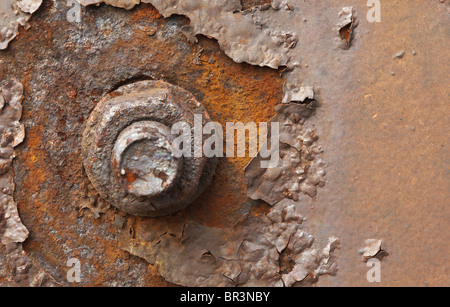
[{"xmin": 81, "ymin": 80, "xmax": 217, "ymax": 217}]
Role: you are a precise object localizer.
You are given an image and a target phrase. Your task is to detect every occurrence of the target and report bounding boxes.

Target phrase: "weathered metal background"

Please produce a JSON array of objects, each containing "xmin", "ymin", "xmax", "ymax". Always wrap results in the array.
[{"xmin": 0, "ymin": 0, "xmax": 448, "ymax": 286}]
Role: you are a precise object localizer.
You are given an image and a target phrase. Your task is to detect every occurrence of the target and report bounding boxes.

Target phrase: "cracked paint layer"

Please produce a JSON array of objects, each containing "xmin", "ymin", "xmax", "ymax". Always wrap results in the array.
[
  {"xmin": 117, "ymin": 201, "xmax": 339, "ymax": 287},
  {"xmin": 0, "ymin": 80, "xmax": 28, "ymax": 245},
  {"xmin": 0, "ymin": 79, "xmax": 58, "ymax": 286},
  {"xmin": 0, "ymin": 0, "xmax": 42, "ymax": 50},
  {"xmin": 72, "ymin": 0, "xmax": 340, "ymax": 287},
  {"xmin": 245, "ymin": 103, "xmax": 325, "ymax": 204},
  {"xmin": 75, "ymin": 0, "xmax": 300, "ymax": 101}
]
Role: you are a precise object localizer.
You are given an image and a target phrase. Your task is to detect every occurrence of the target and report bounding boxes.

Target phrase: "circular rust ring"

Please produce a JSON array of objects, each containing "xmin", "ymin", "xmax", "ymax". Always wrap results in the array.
[{"xmin": 81, "ymin": 80, "xmax": 217, "ymax": 217}]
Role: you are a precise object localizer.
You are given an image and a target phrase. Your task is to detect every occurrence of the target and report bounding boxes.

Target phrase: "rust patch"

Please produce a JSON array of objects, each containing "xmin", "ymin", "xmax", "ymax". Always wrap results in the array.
[
  {"xmin": 1, "ymin": 1, "xmax": 284, "ymax": 286},
  {"xmin": 0, "ymin": 79, "xmax": 59, "ymax": 287},
  {"xmin": 3, "ymin": 0, "xmax": 446, "ymax": 288},
  {"xmin": 336, "ymin": 7, "xmax": 356, "ymax": 50}
]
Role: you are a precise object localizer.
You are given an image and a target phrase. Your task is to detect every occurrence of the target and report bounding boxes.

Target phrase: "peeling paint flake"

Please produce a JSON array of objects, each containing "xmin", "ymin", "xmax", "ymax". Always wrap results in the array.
[
  {"xmin": 282, "ymin": 236, "xmax": 339, "ymax": 286},
  {"xmin": 245, "ymin": 103, "xmax": 325, "ymax": 205},
  {"xmin": 0, "ymin": 0, "xmax": 42, "ymax": 50},
  {"xmin": 0, "ymin": 80, "xmax": 28, "ymax": 245},
  {"xmin": 117, "ymin": 202, "xmax": 339, "ymax": 287},
  {"xmin": 16, "ymin": 0, "xmax": 42, "ymax": 14},
  {"xmin": 0, "ymin": 80, "xmax": 58, "ymax": 287},
  {"xmin": 283, "ymin": 84, "xmax": 314, "ymax": 103},
  {"xmin": 77, "ymin": 0, "xmax": 297, "ymax": 69},
  {"xmin": 359, "ymin": 239, "xmax": 385, "ymax": 262},
  {"xmin": 336, "ymin": 6, "xmax": 356, "ymax": 50}
]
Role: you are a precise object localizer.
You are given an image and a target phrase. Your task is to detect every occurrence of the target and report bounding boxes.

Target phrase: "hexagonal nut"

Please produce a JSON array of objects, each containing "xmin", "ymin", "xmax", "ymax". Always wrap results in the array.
[{"xmin": 81, "ymin": 80, "xmax": 217, "ymax": 217}]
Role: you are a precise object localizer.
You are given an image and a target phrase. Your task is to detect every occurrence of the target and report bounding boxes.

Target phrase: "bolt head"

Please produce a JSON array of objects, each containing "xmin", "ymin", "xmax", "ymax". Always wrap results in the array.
[
  {"xmin": 112, "ymin": 121, "xmax": 182, "ymax": 198},
  {"xmin": 81, "ymin": 80, "xmax": 217, "ymax": 217}
]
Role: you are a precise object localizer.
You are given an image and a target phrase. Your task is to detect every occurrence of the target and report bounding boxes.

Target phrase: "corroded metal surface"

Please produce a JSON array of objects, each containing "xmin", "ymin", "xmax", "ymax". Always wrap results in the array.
[
  {"xmin": 0, "ymin": 0, "xmax": 448, "ymax": 287},
  {"xmin": 0, "ymin": 1, "xmax": 283, "ymax": 286},
  {"xmin": 82, "ymin": 80, "xmax": 217, "ymax": 217},
  {"xmin": 0, "ymin": 79, "xmax": 59, "ymax": 286},
  {"xmin": 115, "ymin": 202, "xmax": 339, "ymax": 286}
]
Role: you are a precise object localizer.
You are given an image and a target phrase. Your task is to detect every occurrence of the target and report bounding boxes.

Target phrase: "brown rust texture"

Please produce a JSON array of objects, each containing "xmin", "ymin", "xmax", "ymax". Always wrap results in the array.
[
  {"xmin": 0, "ymin": 0, "xmax": 448, "ymax": 286},
  {"xmin": 0, "ymin": 1, "xmax": 282, "ymax": 286},
  {"xmin": 241, "ymin": 0, "xmax": 273, "ymax": 11},
  {"xmin": 304, "ymin": 0, "xmax": 450, "ymax": 287}
]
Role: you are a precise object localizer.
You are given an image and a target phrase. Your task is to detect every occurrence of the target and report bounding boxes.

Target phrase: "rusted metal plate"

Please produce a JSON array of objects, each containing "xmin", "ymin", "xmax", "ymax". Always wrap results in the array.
[{"xmin": 0, "ymin": 0, "xmax": 448, "ymax": 287}]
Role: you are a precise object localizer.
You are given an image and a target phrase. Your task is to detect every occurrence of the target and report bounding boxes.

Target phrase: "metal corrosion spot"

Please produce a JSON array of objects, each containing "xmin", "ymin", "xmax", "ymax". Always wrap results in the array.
[{"xmin": 82, "ymin": 80, "xmax": 217, "ymax": 217}]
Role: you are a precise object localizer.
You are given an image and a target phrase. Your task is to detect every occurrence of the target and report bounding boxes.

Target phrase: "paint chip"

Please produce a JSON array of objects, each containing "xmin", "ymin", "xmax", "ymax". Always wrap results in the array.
[
  {"xmin": 0, "ymin": 0, "xmax": 43, "ymax": 50},
  {"xmin": 359, "ymin": 239, "xmax": 385, "ymax": 262}
]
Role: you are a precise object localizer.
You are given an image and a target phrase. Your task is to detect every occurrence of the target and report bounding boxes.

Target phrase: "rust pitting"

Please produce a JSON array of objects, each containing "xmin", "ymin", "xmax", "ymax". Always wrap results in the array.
[
  {"xmin": 71, "ymin": 0, "xmax": 339, "ymax": 287},
  {"xmin": 0, "ymin": 0, "xmax": 354, "ymax": 286},
  {"xmin": 0, "ymin": 79, "xmax": 58, "ymax": 286}
]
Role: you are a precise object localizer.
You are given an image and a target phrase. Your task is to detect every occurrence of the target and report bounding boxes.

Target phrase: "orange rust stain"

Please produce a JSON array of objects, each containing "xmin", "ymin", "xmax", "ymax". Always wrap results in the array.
[
  {"xmin": 20, "ymin": 126, "xmax": 46, "ymax": 190},
  {"xmin": 99, "ymin": 7, "xmax": 283, "ymax": 230},
  {"xmin": 10, "ymin": 2, "xmax": 283, "ymax": 286},
  {"xmin": 339, "ymin": 24, "xmax": 352, "ymax": 45},
  {"xmin": 125, "ymin": 171, "xmax": 137, "ymax": 184},
  {"xmin": 131, "ymin": 3, "xmax": 163, "ymax": 22},
  {"xmin": 186, "ymin": 40, "xmax": 282, "ymax": 228},
  {"xmin": 99, "ymin": 5, "xmax": 283, "ymax": 231},
  {"xmin": 67, "ymin": 90, "xmax": 77, "ymax": 99},
  {"xmin": 249, "ymin": 201, "xmax": 271, "ymax": 218}
]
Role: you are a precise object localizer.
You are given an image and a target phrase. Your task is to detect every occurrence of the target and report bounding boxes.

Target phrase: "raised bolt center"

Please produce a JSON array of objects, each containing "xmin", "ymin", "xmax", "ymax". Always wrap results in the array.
[{"xmin": 112, "ymin": 121, "xmax": 181, "ymax": 197}]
